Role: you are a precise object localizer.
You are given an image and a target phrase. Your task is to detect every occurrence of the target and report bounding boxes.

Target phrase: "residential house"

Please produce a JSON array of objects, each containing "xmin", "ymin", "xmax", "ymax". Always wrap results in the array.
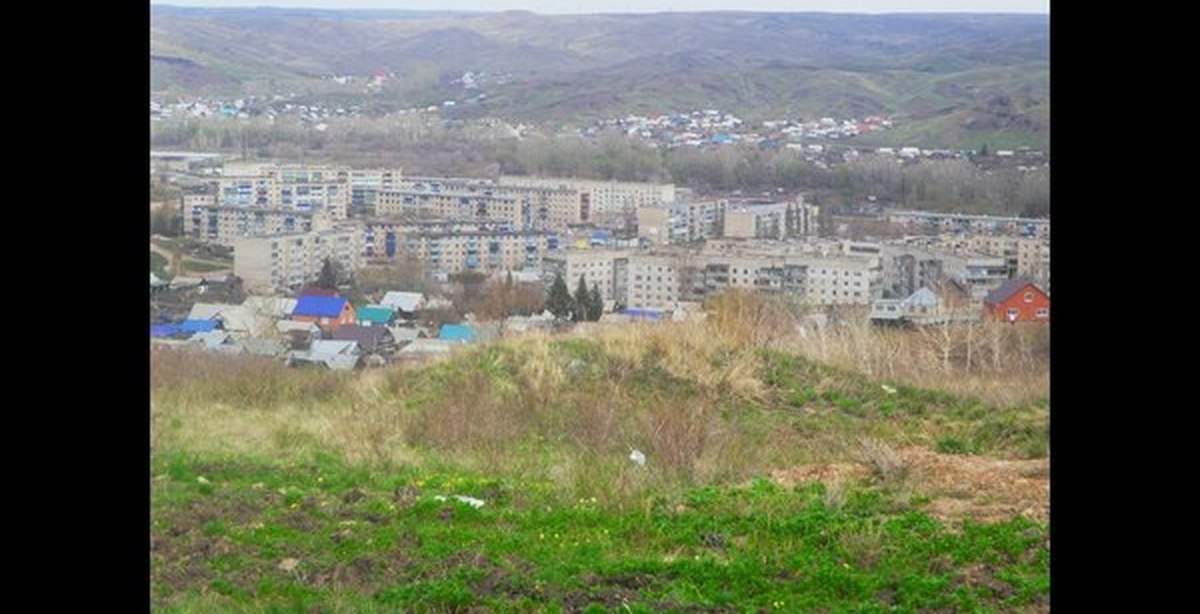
[
  {"xmin": 438, "ymin": 324, "xmax": 477, "ymax": 343},
  {"xmin": 332, "ymin": 325, "xmax": 396, "ymax": 355},
  {"xmin": 291, "ymin": 295, "xmax": 356, "ymax": 332},
  {"xmin": 396, "ymin": 338, "xmax": 456, "ymax": 360},
  {"xmin": 179, "ymin": 319, "xmax": 221, "ymax": 334},
  {"xmin": 870, "ymin": 277, "xmax": 973, "ymax": 327},
  {"xmin": 356, "ymin": 305, "xmax": 397, "ymax": 327},
  {"xmin": 983, "ymin": 278, "xmax": 1050, "ymax": 323},
  {"xmin": 288, "ymin": 339, "xmax": 361, "ymax": 370},
  {"xmin": 189, "ymin": 330, "xmax": 241, "ymax": 353},
  {"xmin": 380, "ymin": 291, "xmax": 426, "ymax": 318}
]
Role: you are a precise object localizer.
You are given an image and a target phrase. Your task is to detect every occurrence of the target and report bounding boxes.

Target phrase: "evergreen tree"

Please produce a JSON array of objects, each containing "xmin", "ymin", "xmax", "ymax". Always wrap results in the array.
[
  {"xmin": 316, "ymin": 257, "xmax": 340, "ymax": 290},
  {"xmin": 547, "ymin": 273, "xmax": 573, "ymax": 320},
  {"xmin": 588, "ymin": 283, "xmax": 604, "ymax": 321},
  {"xmin": 573, "ymin": 275, "xmax": 590, "ymax": 322}
]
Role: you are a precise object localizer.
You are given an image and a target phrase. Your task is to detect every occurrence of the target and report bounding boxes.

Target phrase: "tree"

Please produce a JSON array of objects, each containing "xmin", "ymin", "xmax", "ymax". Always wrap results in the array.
[
  {"xmin": 588, "ymin": 283, "xmax": 604, "ymax": 321},
  {"xmin": 547, "ymin": 273, "xmax": 574, "ymax": 320},
  {"xmin": 573, "ymin": 275, "xmax": 590, "ymax": 322},
  {"xmin": 316, "ymin": 257, "xmax": 342, "ymax": 290}
]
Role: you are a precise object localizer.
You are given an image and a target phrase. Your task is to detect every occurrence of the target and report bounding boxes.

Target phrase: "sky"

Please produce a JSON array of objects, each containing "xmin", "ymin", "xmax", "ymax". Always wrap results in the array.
[{"xmin": 148, "ymin": 1, "xmax": 1050, "ymax": 14}]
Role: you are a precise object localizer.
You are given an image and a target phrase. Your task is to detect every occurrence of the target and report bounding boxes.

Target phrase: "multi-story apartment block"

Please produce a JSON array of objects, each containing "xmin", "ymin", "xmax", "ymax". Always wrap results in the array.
[
  {"xmin": 392, "ymin": 231, "xmax": 562, "ymax": 275},
  {"xmin": 377, "ymin": 183, "xmax": 586, "ymax": 231},
  {"xmin": 190, "ymin": 165, "xmax": 353, "ymax": 244},
  {"xmin": 338, "ymin": 168, "xmax": 404, "ymax": 214},
  {"xmin": 218, "ymin": 165, "xmax": 351, "ymax": 220},
  {"xmin": 723, "ymin": 200, "xmax": 819, "ymax": 239},
  {"xmin": 638, "ymin": 200, "xmax": 729, "ymax": 245},
  {"xmin": 620, "ymin": 247, "xmax": 882, "ymax": 310},
  {"xmin": 233, "ymin": 225, "xmax": 365, "ymax": 295},
  {"xmin": 498, "ymin": 176, "xmax": 676, "ymax": 224},
  {"xmin": 898, "ymin": 234, "xmax": 1050, "ymax": 291},
  {"xmin": 362, "ymin": 219, "xmax": 515, "ymax": 259},
  {"xmin": 888, "ymin": 210, "xmax": 1049, "ymax": 239},
  {"xmin": 541, "ymin": 249, "xmax": 631, "ymax": 304},
  {"xmin": 189, "ymin": 206, "xmax": 328, "ymax": 244}
]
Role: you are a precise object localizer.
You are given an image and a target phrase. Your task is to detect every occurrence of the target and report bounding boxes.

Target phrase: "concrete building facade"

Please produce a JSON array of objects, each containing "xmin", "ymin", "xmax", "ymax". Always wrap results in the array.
[{"xmin": 233, "ymin": 226, "xmax": 365, "ymax": 295}]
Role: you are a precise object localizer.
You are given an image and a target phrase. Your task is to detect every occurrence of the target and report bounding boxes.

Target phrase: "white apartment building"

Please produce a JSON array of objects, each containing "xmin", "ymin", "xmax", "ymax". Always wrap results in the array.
[
  {"xmin": 217, "ymin": 165, "xmax": 351, "ymax": 220},
  {"xmin": 377, "ymin": 184, "xmax": 585, "ymax": 231},
  {"xmin": 233, "ymin": 225, "xmax": 365, "ymax": 295},
  {"xmin": 542, "ymin": 249, "xmax": 630, "ymax": 303},
  {"xmin": 394, "ymin": 231, "xmax": 562, "ymax": 275},
  {"xmin": 888, "ymin": 210, "xmax": 1049, "ymax": 240},
  {"xmin": 622, "ymin": 248, "xmax": 882, "ymax": 310},
  {"xmin": 498, "ymin": 176, "xmax": 676, "ymax": 215},
  {"xmin": 723, "ymin": 200, "xmax": 819, "ymax": 239}
]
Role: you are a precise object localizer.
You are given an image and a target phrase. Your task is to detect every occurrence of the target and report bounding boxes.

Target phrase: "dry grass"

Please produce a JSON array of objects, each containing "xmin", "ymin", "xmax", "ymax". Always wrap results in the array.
[
  {"xmin": 150, "ymin": 290, "xmax": 1048, "ymax": 509},
  {"xmin": 854, "ymin": 437, "xmax": 908, "ymax": 485},
  {"xmin": 781, "ymin": 309, "xmax": 1049, "ymax": 407}
]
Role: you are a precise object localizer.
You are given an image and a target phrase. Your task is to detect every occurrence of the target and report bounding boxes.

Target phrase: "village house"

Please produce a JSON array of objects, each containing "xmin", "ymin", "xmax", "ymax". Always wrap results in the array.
[
  {"xmin": 290, "ymin": 295, "xmax": 357, "ymax": 332},
  {"xmin": 332, "ymin": 325, "xmax": 396, "ymax": 356},
  {"xmin": 982, "ymin": 278, "xmax": 1050, "ymax": 323}
]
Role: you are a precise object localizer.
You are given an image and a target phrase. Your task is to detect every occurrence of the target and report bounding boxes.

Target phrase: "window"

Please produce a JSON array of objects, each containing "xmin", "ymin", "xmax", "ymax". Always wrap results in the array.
[
  {"xmin": 1006, "ymin": 308, "xmax": 1020, "ymax": 319},
  {"xmin": 1024, "ymin": 291, "xmax": 1035, "ymax": 303},
  {"xmin": 1036, "ymin": 308, "xmax": 1049, "ymax": 318}
]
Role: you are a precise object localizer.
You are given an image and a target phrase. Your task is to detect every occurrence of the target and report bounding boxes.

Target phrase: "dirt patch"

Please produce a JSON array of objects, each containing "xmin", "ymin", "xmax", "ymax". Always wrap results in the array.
[
  {"xmin": 769, "ymin": 462, "xmax": 871, "ymax": 487},
  {"xmin": 769, "ymin": 447, "xmax": 1049, "ymax": 525}
]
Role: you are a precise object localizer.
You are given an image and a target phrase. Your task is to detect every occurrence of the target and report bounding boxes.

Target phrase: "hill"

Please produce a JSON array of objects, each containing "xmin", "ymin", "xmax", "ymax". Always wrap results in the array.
[
  {"xmin": 151, "ymin": 296, "xmax": 1049, "ymax": 610},
  {"xmin": 150, "ymin": 8, "xmax": 1049, "ymax": 149}
]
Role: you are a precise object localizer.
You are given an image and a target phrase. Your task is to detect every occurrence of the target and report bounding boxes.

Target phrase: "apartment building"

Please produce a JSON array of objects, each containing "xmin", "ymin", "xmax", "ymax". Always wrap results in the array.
[
  {"xmin": 188, "ymin": 206, "xmax": 324, "ymax": 244},
  {"xmin": 498, "ymin": 176, "xmax": 676, "ymax": 216},
  {"xmin": 622, "ymin": 247, "xmax": 882, "ymax": 310},
  {"xmin": 541, "ymin": 249, "xmax": 631, "ymax": 304},
  {"xmin": 217, "ymin": 164, "xmax": 351, "ymax": 220},
  {"xmin": 955, "ymin": 235, "xmax": 1050, "ymax": 286},
  {"xmin": 888, "ymin": 210, "xmax": 1049, "ymax": 239},
  {"xmin": 898, "ymin": 234, "xmax": 1050, "ymax": 291},
  {"xmin": 233, "ymin": 225, "xmax": 365, "ymax": 295},
  {"xmin": 338, "ymin": 168, "xmax": 404, "ymax": 213},
  {"xmin": 362, "ymin": 219, "xmax": 514, "ymax": 259},
  {"xmin": 638, "ymin": 200, "xmax": 729, "ymax": 245},
  {"xmin": 377, "ymin": 184, "xmax": 585, "ymax": 231},
  {"xmin": 393, "ymin": 231, "xmax": 562, "ymax": 275},
  {"xmin": 723, "ymin": 200, "xmax": 819, "ymax": 239}
]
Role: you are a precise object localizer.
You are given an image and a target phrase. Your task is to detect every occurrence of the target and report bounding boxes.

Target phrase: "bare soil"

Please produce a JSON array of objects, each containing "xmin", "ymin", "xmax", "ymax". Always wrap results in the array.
[{"xmin": 770, "ymin": 447, "xmax": 1049, "ymax": 525}]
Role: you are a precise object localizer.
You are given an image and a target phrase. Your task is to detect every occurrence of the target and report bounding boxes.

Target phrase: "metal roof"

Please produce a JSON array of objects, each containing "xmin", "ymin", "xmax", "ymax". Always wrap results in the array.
[
  {"xmin": 333, "ymin": 325, "xmax": 392, "ymax": 352},
  {"xmin": 438, "ymin": 324, "xmax": 477, "ymax": 342},
  {"xmin": 180, "ymin": 319, "xmax": 220, "ymax": 333},
  {"xmin": 984, "ymin": 278, "xmax": 1042, "ymax": 305},
  {"xmin": 357, "ymin": 306, "xmax": 395, "ymax": 324},
  {"xmin": 293, "ymin": 295, "xmax": 350, "ymax": 318},
  {"xmin": 380, "ymin": 291, "xmax": 425, "ymax": 312}
]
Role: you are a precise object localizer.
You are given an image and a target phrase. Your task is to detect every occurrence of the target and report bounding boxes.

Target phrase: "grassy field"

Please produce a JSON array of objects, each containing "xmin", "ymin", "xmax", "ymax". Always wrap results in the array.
[
  {"xmin": 182, "ymin": 259, "xmax": 231, "ymax": 273},
  {"xmin": 152, "ymin": 251, "xmax": 171, "ymax": 279},
  {"xmin": 151, "ymin": 298, "xmax": 1049, "ymax": 611}
]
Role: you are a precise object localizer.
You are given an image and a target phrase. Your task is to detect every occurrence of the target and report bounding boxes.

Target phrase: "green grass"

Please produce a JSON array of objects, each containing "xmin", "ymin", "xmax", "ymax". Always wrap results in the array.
[
  {"xmin": 151, "ymin": 251, "xmax": 171, "ymax": 279},
  {"xmin": 151, "ymin": 452, "xmax": 1048, "ymax": 613},
  {"xmin": 182, "ymin": 259, "xmax": 230, "ymax": 273},
  {"xmin": 151, "ymin": 319, "xmax": 1049, "ymax": 611}
]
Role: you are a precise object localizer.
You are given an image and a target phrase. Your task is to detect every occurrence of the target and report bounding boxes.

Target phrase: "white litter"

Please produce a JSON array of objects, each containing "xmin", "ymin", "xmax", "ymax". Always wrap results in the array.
[
  {"xmin": 433, "ymin": 495, "xmax": 486, "ymax": 509},
  {"xmin": 629, "ymin": 449, "xmax": 646, "ymax": 467},
  {"xmin": 881, "ymin": 385, "xmax": 897, "ymax": 395}
]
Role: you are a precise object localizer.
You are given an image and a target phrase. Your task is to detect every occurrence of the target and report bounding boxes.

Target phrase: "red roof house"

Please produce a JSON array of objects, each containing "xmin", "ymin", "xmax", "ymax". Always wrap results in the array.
[{"xmin": 983, "ymin": 278, "xmax": 1050, "ymax": 323}]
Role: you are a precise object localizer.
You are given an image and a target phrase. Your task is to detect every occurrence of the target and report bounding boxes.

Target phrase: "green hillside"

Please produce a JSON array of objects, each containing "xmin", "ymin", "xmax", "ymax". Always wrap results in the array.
[
  {"xmin": 150, "ymin": 8, "xmax": 1049, "ymax": 149},
  {"xmin": 151, "ymin": 301, "xmax": 1050, "ymax": 611}
]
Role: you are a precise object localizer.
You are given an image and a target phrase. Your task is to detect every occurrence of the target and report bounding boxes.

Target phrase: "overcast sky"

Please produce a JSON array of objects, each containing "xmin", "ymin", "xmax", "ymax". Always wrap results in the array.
[{"xmin": 149, "ymin": 1, "xmax": 1049, "ymax": 14}]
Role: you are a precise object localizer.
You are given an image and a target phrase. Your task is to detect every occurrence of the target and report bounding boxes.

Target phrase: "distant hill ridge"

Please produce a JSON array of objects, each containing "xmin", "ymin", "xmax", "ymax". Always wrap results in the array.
[{"xmin": 150, "ymin": 8, "xmax": 1048, "ymax": 148}]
